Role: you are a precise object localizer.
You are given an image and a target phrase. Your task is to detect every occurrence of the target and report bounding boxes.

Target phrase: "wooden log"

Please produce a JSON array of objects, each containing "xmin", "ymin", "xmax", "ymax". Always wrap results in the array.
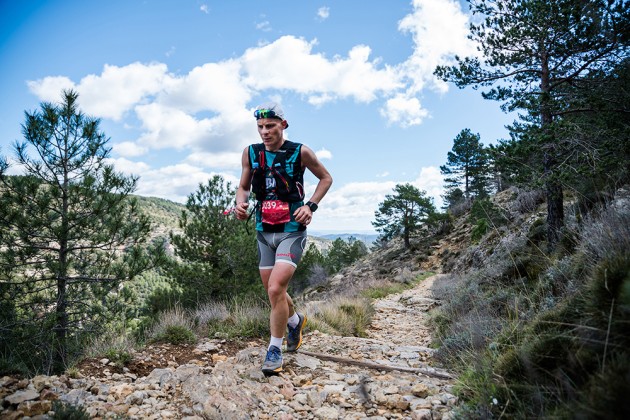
[{"xmin": 297, "ymin": 350, "xmax": 455, "ymax": 380}]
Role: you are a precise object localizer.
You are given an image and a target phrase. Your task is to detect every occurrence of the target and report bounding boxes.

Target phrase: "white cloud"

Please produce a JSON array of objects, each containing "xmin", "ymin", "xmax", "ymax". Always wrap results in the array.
[
  {"xmin": 315, "ymin": 148, "xmax": 332, "ymax": 160},
  {"xmin": 106, "ymin": 157, "xmax": 151, "ymax": 177},
  {"xmin": 398, "ymin": 0, "xmax": 475, "ymax": 95},
  {"xmin": 185, "ymin": 150, "xmax": 244, "ymax": 171},
  {"xmin": 108, "ymin": 157, "xmax": 238, "ymax": 203},
  {"xmin": 242, "ymin": 36, "xmax": 402, "ymax": 104},
  {"xmin": 27, "ymin": 76, "xmax": 75, "ymax": 102},
  {"xmin": 412, "ymin": 166, "xmax": 445, "ymax": 208},
  {"xmin": 377, "ymin": 171, "xmax": 390, "ymax": 177},
  {"xmin": 200, "ymin": 4, "xmax": 209, "ymax": 14},
  {"xmin": 77, "ymin": 63, "xmax": 169, "ymax": 120},
  {"xmin": 113, "ymin": 141, "xmax": 148, "ymax": 158},
  {"xmin": 26, "ymin": 0, "xmax": 477, "ymax": 166},
  {"xmin": 317, "ymin": 7, "xmax": 330, "ymax": 20},
  {"xmin": 29, "ymin": 63, "xmax": 169, "ymax": 121},
  {"xmin": 381, "ymin": 94, "xmax": 429, "ymax": 127}
]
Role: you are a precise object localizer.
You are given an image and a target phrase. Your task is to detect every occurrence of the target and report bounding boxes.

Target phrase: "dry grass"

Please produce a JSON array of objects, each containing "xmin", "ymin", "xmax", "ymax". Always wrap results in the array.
[
  {"xmin": 304, "ymin": 296, "xmax": 374, "ymax": 337},
  {"xmin": 146, "ymin": 306, "xmax": 197, "ymax": 344}
]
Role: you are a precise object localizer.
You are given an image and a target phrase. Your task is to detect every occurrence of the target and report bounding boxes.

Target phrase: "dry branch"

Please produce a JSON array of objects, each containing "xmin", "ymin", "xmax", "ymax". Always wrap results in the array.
[{"xmin": 298, "ymin": 349, "xmax": 455, "ymax": 380}]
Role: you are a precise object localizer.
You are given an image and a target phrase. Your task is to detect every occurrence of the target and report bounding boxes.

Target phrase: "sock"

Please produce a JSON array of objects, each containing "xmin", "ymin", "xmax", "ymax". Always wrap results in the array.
[
  {"xmin": 287, "ymin": 313, "xmax": 300, "ymax": 329},
  {"xmin": 268, "ymin": 336, "xmax": 283, "ymax": 350}
]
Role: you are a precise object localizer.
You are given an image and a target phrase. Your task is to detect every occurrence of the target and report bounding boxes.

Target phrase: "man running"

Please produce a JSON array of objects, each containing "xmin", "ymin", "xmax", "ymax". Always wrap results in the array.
[{"xmin": 234, "ymin": 102, "xmax": 333, "ymax": 375}]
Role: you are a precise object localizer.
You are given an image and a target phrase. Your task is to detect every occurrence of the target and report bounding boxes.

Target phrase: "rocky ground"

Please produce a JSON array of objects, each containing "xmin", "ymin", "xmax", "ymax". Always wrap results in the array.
[{"xmin": 0, "ymin": 274, "xmax": 457, "ymax": 419}]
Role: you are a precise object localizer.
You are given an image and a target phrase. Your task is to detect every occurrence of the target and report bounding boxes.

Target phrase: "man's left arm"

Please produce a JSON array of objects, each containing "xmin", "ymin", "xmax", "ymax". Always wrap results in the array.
[{"xmin": 293, "ymin": 145, "xmax": 333, "ymax": 225}]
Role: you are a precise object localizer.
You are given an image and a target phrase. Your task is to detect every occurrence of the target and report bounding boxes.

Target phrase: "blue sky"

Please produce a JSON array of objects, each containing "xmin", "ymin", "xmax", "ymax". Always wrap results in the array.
[{"xmin": 0, "ymin": 0, "xmax": 516, "ymax": 234}]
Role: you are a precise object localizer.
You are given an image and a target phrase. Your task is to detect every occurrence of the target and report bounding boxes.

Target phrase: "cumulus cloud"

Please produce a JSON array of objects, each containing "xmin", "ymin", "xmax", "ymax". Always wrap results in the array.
[
  {"xmin": 315, "ymin": 148, "xmax": 332, "ymax": 160},
  {"xmin": 381, "ymin": 94, "xmax": 429, "ymax": 127},
  {"xmin": 241, "ymin": 36, "xmax": 401, "ymax": 103},
  {"xmin": 27, "ymin": 76, "xmax": 75, "ymax": 102},
  {"xmin": 113, "ymin": 141, "xmax": 148, "ymax": 158},
  {"xmin": 317, "ymin": 7, "xmax": 330, "ymax": 20},
  {"xmin": 398, "ymin": 0, "xmax": 475, "ymax": 95},
  {"xmin": 185, "ymin": 151, "xmax": 244, "ymax": 171},
  {"xmin": 29, "ymin": 63, "xmax": 169, "ymax": 121},
  {"xmin": 108, "ymin": 157, "xmax": 239, "ymax": 203},
  {"xmin": 200, "ymin": 4, "xmax": 209, "ymax": 14}
]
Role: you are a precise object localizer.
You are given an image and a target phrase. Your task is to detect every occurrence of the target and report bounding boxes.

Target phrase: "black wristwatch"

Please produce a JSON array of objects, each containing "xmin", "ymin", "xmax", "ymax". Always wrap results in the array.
[{"xmin": 305, "ymin": 201, "xmax": 318, "ymax": 212}]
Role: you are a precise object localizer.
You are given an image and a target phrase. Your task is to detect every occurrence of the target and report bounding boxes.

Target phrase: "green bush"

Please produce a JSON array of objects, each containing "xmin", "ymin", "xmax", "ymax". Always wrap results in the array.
[
  {"xmin": 156, "ymin": 325, "xmax": 196, "ymax": 345},
  {"xmin": 51, "ymin": 400, "xmax": 89, "ymax": 420},
  {"xmin": 146, "ymin": 306, "xmax": 197, "ymax": 344}
]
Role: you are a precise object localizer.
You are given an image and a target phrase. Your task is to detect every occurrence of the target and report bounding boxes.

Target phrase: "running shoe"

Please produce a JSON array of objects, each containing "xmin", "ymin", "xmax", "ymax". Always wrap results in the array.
[
  {"xmin": 261, "ymin": 345, "xmax": 283, "ymax": 375},
  {"xmin": 286, "ymin": 313, "xmax": 307, "ymax": 352}
]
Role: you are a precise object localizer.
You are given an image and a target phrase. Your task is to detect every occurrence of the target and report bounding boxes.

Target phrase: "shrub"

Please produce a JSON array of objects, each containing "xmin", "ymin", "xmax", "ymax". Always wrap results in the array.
[
  {"xmin": 85, "ymin": 331, "xmax": 137, "ymax": 367},
  {"xmin": 510, "ymin": 188, "xmax": 545, "ymax": 214},
  {"xmin": 578, "ymin": 205, "xmax": 630, "ymax": 265},
  {"xmin": 146, "ymin": 306, "xmax": 196, "ymax": 344},
  {"xmin": 51, "ymin": 400, "xmax": 89, "ymax": 420},
  {"xmin": 193, "ymin": 301, "xmax": 230, "ymax": 326},
  {"xmin": 157, "ymin": 325, "xmax": 196, "ymax": 345}
]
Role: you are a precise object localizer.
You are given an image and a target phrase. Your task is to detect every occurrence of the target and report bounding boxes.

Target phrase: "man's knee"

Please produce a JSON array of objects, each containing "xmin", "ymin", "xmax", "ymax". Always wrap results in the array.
[{"xmin": 267, "ymin": 283, "xmax": 287, "ymax": 301}]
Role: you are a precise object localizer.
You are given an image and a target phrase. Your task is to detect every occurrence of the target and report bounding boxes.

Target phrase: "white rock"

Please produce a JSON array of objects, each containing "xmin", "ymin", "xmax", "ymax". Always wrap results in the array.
[{"xmin": 314, "ymin": 406, "xmax": 340, "ymax": 419}]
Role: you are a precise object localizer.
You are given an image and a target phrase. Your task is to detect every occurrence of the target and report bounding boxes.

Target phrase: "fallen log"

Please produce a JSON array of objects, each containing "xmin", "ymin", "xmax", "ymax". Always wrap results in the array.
[{"xmin": 297, "ymin": 349, "xmax": 455, "ymax": 380}]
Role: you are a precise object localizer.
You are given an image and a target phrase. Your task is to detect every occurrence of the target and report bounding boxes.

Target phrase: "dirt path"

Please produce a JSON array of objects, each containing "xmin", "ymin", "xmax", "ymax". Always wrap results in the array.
[{"xmin": 1, "ymin": 275, "xmax": 458, "ymax": 419}]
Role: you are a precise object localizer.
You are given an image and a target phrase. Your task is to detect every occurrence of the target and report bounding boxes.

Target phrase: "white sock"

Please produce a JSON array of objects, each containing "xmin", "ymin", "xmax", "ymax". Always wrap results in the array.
[
  {"xmin": 287, "ymin": 313, "xmax": 300, "ymax": 329},
  {"xmin": 268, "ymin": 336, "xmax": 283, "ymax": 350}
]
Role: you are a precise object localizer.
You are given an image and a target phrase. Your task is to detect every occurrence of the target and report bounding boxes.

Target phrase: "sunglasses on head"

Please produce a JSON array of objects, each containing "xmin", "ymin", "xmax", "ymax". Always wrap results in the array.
[{"xmin": 254, "ymin": 109, "xmax": 282, "ymax": 120}]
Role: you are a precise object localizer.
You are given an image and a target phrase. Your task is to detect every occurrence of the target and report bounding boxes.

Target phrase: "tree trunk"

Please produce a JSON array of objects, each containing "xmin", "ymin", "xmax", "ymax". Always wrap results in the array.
[
  {"xmin": 53, "ymin": 152, "xmax": 70, "ymax": 374},
  {"xmin": 540, "ymin": 51, "xmax": 564, "ymax": 247},
  {"xmin": 53, "ymin": 277, "xmax": 67, "ymax": 373}
]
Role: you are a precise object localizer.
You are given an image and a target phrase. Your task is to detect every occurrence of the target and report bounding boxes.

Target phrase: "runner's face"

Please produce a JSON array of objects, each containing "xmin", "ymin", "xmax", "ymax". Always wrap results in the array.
[{"xmin": 257, "ymin": 118, "xmax": 285, "ymax": 151}]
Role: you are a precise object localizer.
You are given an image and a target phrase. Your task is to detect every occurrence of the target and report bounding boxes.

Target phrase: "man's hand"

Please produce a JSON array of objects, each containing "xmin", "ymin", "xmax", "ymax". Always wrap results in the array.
[
  {"xmin": 293, "ymin": 205, "xmax": 313, "ymax": 225},
  {"xmin": 235, "ymin": 202, "xmax": 250, "ymax": 220}
]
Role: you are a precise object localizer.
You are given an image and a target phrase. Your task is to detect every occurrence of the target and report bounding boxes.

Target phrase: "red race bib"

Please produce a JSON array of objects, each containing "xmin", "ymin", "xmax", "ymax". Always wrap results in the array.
[{"xmin": 261, "ymin": 200, "xmax": 291, "ymax": 225}]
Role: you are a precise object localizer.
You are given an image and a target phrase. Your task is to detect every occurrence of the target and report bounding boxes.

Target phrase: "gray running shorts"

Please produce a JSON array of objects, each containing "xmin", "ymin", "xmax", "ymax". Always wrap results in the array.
[{"xmin": 257, "ymin": 231, "xmax": 307, "ymax": 269}]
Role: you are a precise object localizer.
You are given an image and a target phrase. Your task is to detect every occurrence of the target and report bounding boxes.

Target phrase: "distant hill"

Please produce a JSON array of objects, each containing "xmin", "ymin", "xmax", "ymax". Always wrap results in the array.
[
  {"xmin": 317, "ymin": 233, "xmax": 379, "ymax": 247},
  {"xmin": 135, "ymin": 195, "xmax": 185, "ymax": 230}
]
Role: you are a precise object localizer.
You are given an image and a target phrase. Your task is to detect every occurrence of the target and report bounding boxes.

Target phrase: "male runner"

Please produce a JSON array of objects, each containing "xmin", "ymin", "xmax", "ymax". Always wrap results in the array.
[{"xmin": 234, "ymin": 102, "xmax": 332, "ymax": 375}]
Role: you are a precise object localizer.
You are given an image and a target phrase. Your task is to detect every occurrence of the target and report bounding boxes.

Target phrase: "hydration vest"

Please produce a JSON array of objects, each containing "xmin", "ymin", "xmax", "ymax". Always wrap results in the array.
[{"xmin": 249, "ymin": 140, "xmax": 305, "ymax": 203}]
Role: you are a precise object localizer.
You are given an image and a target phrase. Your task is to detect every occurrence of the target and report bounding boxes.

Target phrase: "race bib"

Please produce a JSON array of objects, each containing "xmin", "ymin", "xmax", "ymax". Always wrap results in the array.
[{"xmin": 261, "ymin": 200, "xmax": 291, "ymax": 225}]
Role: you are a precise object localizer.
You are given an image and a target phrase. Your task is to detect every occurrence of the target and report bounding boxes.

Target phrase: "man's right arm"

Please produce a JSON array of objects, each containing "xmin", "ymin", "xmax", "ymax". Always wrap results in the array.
[{"xmin": 235, "ymin": 147, "xmax": 251, "ymax": 221}]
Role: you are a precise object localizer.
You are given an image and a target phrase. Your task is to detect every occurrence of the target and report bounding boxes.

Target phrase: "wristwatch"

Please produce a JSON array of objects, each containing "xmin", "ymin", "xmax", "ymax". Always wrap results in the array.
[{"xmin": 305, "ymin": 201, "xmax": 318, "ymax": 212}]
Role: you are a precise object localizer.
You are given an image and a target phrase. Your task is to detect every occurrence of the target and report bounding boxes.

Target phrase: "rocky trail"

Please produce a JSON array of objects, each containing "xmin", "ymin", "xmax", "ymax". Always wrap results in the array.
[{"xmin": 1, "ymin": 274, "xmax": 458, "ymax": 419}]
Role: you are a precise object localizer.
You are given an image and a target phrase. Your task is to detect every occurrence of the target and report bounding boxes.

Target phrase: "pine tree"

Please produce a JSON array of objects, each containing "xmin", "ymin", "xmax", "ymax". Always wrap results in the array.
[
  {"xmin": 0, "ymin": 90, "xmax": 163, "ymax": 374},
  {"xmin": 435, "ymin": 0, "xmax": 630, "ymax": 245},
  {"xmin": 168, "ymin": 175, "xmax": 261, "ymax": 305},
  {"xmin": 440, "ymin": 128, "xmax": 490, "ymax": 201},
  {"xmin": 372, "ymin": 184, "xmax": 436, "ymax": 248}
]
